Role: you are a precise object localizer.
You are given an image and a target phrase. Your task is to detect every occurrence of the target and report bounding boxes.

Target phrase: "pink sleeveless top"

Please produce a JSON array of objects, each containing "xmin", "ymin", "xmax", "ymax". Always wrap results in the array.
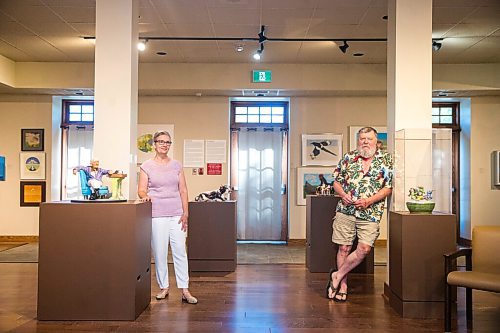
[{"xmin": 140, "ymin": 159, "xmax": 184, "ymax": 218}]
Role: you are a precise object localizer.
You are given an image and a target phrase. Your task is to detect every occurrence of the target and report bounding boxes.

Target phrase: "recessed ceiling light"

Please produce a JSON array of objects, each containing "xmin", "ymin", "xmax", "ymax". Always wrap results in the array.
[
  {"xmin": 353, "ymin": 53, "xmax": 364, "ymax": 57},
  {"xmin": 156, "ymin": 51, "xmax": 167, "ymax": 56}
]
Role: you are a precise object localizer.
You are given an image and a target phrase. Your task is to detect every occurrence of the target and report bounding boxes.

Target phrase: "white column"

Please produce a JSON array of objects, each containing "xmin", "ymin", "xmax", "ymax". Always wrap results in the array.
[
  {"xmin": 387, "ymin": 0, "xmax": 433, "ymax": 211},
  {"xmin": 93, "ymin": 0, "xmax": 138, "ymax": 199}
]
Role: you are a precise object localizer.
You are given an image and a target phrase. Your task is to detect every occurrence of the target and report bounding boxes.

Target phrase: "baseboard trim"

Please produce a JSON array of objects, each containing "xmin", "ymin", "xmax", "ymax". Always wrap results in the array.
[
  {"xmin": 0, "ymin": 236, "xmax": 39, "ymax": 242},
  {"xmin": 288, "ymin": 239, "xmax": 306, "ymax": 246},
  {"xmin": 375, "ymin": 239, "xmax": 387, "ymax": 247}
]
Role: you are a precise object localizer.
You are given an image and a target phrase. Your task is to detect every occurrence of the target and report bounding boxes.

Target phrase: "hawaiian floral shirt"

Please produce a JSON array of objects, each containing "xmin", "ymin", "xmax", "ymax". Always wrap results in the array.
[{"xmin": 332, "ymin": 149, "xmax": 393, "ymax": 223}]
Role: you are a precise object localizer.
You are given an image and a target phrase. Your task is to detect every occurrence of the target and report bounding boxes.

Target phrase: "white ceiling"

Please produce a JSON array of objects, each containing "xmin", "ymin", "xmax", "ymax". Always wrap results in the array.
[{"xmin": 0, "ymin": 0, "xmax": 499, "ymax": 65}]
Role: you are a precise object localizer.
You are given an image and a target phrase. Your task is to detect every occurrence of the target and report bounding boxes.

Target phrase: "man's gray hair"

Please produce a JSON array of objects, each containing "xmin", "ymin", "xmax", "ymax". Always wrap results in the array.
[
  {"xmin": 153, "ymin": 130, "xmax": 171, "ymax": 141},
  {"xmin": 357, "ymin": 126, "xmax": 378, "ymax": 138}
]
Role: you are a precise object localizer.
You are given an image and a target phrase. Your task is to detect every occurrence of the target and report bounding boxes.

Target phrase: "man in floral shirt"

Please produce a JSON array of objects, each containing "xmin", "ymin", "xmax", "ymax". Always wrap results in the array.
[{"xmin": 326, "ymin": 127, "xmax": 393, "ymax": 302}]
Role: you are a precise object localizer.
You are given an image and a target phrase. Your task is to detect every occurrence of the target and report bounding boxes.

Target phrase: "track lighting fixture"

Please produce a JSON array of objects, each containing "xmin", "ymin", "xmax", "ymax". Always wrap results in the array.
[
  {"xmin": 432, "ymin": 40, "xmax": 442, "ymax": 51},
  {"xmin": 137, "ymin": 39, "xmax": 147, "ymax": 51},
  {"xmin": 253, "ymin": 49, "xmax": 262, "ymax": 60},
  {"xmin": 339, "ymin": 40, "xmax": 349, "ymax": 54}
]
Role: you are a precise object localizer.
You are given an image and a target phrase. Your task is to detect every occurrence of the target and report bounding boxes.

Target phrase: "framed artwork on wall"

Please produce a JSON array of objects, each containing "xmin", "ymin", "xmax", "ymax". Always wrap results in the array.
[
  {"xmin": 20, "ymin": 181, "xmax": 46, "ymax": 207},
  {"xmin": 21, "ymin": 128, "xmax": 44, "ymax": 151},
  {"xmin": 349, "ymin": 126, "xmax": 387, "ymax": 151},
  {"xmin": 20, "ymin": 152, "xmax": 46, "ymax": 180},
  {"xmin": 301, "ymin": 133, "xmax": 342, "ymax": 166},
  {"xmin": 296, "ymin": 167, "xmax": 335, "ymax": 205},
  {"xmin": 136, "ymin": 124, "xmax": 174, "ymax": 164},
  {"xmin": 0, "ymin": 156, "xmax": 5, "ymax": 181}
]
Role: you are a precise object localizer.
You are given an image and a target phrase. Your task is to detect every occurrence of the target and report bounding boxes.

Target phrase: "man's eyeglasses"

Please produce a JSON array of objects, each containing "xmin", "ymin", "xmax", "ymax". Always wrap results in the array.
[{"xmin": 154, "ymin": 140, "xmax": 172, "ymax": 145}]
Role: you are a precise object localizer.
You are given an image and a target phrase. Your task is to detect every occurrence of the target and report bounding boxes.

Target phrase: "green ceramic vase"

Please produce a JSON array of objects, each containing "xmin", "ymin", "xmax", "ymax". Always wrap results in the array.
[{"xmin": 406, "ymin": 201, "xmax": 435, "ymax": 214}]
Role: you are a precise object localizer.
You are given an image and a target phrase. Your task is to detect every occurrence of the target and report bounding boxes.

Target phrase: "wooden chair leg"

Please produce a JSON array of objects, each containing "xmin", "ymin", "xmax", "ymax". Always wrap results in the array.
[
  {"xmin": 466, "ymin": 287, "xmax": 473, "ymax": 328},
  {"xmin": 445, "ymin": 282, "xmax": 452, "ymax": 332}
]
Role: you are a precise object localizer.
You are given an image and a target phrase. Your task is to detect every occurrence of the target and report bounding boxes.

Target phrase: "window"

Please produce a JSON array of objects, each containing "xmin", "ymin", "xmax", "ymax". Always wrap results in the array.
[
  {"xmin": 432, "ymin": 103, "xmax": 458, "ymax": 127},
  {"xmin": 62, "ymin": 100, "xmax": 94, "ymax": 126},
  {"xmin": 231, "ymin": 101, "xmax": 288, "ymax": 128}
]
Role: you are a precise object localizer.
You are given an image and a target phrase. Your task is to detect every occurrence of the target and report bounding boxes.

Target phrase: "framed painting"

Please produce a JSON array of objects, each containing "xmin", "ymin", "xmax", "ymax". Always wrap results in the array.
[
  {"xmin": 0, "ymin": 156, "xmax": 5, "ymax": 181},
  {"xmin": 21, "ymin": 128, "xmax": 44, "ymax": 151},
  {"xmin": 136, "ymin": 124, "xmax": 174, "ymax": 164},
  {"xmin": 20, "ymin": 181, "xmax": 46, "ymax": 207},
  {"xmin": 296, "ymin": 167, "xmax": 335, "ymax": 205},
  {"xmin": 301, "ymin": 133, "xmax": 342, "ymax": 166},
  {"xmin": 20, "ymin": 152, "xmax": 46, "ymax": 180},
  {"xmin": 349, "ymin": 126, "xmax": 387, "ymax": 151}
]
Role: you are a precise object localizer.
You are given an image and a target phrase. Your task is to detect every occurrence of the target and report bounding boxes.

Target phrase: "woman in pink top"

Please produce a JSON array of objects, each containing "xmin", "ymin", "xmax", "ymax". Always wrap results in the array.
[{"xmin": 138, "ymin": 131, "xmax": 197, "ymax": 304}]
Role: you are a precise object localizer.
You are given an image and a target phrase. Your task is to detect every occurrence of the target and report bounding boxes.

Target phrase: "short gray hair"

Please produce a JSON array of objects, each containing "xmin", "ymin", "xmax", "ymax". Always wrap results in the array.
[
  {"xmin": 153, "ymin": 131, "xmax": 171, "ymax": 141},
  {"xmin": 357, "ymin": 126, "xmax": 378, "ymax": 138}
]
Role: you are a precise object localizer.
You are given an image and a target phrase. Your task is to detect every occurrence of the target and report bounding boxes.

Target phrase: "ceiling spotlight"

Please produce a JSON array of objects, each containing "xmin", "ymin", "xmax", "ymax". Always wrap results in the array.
[
  {"xmin": 339, "ymin": 40, "xmax": 349, "ymax": 54},
  {"xmin": 236, "ymin": 44, "xmax": 244, "ymax": 52},
  {"xmin": 432, "ymin": 40, "xmax": 442, "ymax": 51},
  {"xmin": 137, "ymin": 39, "xmax": 147, "ymax": 51}
]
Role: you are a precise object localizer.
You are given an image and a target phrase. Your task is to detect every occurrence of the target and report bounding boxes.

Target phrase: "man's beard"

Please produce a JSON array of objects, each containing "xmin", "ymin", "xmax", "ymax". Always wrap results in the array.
[{"xmin": 358, "ymin": 146, "xmax": 376, "ymax": 159}]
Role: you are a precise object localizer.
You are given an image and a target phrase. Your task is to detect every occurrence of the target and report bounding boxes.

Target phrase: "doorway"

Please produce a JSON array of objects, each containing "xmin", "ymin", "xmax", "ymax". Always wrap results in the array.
[
  {"xmin": 432, "ymin": 102, "xmax": 461, "ymax": 242},
  {"xmin": 230, "ymin": 101, "xmax": 289, "ymax": 241}
]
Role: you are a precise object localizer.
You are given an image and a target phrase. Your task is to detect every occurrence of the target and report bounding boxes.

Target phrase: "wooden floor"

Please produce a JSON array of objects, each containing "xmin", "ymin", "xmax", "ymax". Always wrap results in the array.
[{"xmin": 0, "ymin": 263, "xmax": 499, "ymax": 332}]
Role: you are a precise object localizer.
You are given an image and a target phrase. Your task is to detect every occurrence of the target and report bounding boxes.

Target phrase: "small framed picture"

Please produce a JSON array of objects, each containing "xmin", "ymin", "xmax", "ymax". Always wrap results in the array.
[
  {"xmin": 0, "ymin": 156, "xmax": 5, "ymax": 181},
  {"xmin": 20, "ymin": 152, "xmax": 46, "ymax": 180},
  {"xmin": 296, "ymin": 167, "xmax": 335, "ymax": 205},
  {"xmin": 21, "ymin": 128, "xmax": 44, "ymax": 151},
  {"xmin": 301, "ymin": 133, "xmax": 342, "ymax": 166},
  {"xmin": 20, "ymin": 181, "xmax": 46, "ymax": 207}
]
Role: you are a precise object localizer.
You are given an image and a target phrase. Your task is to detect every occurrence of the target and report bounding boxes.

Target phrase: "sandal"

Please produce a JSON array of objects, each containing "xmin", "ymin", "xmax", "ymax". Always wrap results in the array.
[
  {"xmin": 334, "ymin": 290, "xmax": 348, "ymax": 302},
  {"xmin": 326, "ymin": 268, "xmax": 338, "ymax": 299},
  {"xmin": 181, "ymin": 294, "xmax": 198, "ymax": 304},
  {"xmin": 155, "ymin": 289, "xmax": 169, "ymax": 300}
]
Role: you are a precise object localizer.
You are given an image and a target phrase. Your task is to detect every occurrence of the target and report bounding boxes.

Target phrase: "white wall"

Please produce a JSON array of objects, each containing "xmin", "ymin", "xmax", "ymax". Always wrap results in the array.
[
  {"xmin": 470, "ymin": 96, "xmax": 500, "ymax": 231},
  {"xmin": 0, "ymin": 95, "xmax": 52, "ymax": 235}
]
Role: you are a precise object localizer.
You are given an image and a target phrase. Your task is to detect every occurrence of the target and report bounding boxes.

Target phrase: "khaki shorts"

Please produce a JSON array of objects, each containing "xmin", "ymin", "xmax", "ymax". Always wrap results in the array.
[{"xmin": 332, "ymin": 212, "xmax": 380, "ymax": 247}]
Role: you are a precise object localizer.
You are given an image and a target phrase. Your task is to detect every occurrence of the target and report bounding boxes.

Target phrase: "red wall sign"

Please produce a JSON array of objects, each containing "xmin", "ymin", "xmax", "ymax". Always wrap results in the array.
[{"xmin": 207, "ymin": 163, "xmax": 222, "ymax": 175}]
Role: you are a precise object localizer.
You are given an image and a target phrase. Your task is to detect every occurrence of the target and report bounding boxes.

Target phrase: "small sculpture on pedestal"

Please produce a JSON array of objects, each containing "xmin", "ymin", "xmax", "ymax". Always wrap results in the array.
[{"xmin": 195, "ymin": 185, "xmax": 232, "ymax": 202}]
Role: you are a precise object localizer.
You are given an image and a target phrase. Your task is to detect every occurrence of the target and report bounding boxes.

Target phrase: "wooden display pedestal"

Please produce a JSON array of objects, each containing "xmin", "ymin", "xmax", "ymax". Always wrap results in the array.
[
  {"xmin": 306, "ymin": 196, "xmax": 374, "ymax": 273},
  {"xmin": 188, "ymin": 201, "xmax": 237, "ymax": 272},
  {"xmin": 384, "ymin": 211, "xmax": 456, "ymax": 319},
  {"xmin": 37, "ymin": 201, "xmax": 152, "ymax": 321}
]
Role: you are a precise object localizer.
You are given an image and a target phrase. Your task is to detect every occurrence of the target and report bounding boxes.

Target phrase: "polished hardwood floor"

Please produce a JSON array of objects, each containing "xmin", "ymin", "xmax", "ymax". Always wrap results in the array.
[{"xmin": 1, "ymin": 262, "xmax": 499, "ymax": 333}]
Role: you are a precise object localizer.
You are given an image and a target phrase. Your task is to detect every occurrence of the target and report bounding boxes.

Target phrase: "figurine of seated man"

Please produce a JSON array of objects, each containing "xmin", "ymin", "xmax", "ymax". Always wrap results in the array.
[{"xmin": 73, "ymin": 159, "xmax": 113, "ymax": 199}]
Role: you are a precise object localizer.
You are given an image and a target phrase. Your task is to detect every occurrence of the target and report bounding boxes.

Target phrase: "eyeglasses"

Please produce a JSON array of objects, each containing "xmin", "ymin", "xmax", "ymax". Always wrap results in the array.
[{"xmin": 154, "ymin": 140, "xmax": 172, "ymax": 145}]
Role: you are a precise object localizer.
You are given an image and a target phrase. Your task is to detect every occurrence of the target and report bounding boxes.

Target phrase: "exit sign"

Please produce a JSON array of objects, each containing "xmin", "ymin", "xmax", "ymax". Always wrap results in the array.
[{"xmin": 252, "ymin": 70, "xmax": 272, "ymax": 83}]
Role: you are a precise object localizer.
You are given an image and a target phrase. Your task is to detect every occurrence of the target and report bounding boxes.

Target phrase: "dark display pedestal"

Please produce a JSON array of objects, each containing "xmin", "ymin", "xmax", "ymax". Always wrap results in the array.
[
  {"xmin": 306, "ymin": 196, "xmax": 374, "ymax": 273},
  {"xmin": 384, "ymin": 211, "xmax": 456, "ymax": 319},
  {"xmin": 188, "ymin": 201, "xmax": 237, "ymax": 272},
  {"xmin": 37, "ymin": 201, "xmax": 152, "ymax": 321}
]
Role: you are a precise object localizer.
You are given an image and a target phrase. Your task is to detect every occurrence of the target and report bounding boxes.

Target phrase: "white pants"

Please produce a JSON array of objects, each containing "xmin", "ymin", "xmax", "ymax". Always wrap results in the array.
[
  {"xmin": 151, "ymin": 216, "xmax": 189, "ymax": 289},
  {"xmin": 87, "ymin": 179, "xmax": 102, "ymax": 190}
]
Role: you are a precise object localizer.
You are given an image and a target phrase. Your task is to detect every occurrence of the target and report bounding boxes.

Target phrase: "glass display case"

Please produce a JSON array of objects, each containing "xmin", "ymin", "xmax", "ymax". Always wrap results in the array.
[
  {"xmin": 393, "ymin": 129, "xmax": 433, "ymax": 211},
  {"xmin": 432, "ymin": 128, "xmax": 452, "ymax": 213},
  {"xmin": 392, "ymin": 128, "xmax": 452, "ymax": 213}
]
